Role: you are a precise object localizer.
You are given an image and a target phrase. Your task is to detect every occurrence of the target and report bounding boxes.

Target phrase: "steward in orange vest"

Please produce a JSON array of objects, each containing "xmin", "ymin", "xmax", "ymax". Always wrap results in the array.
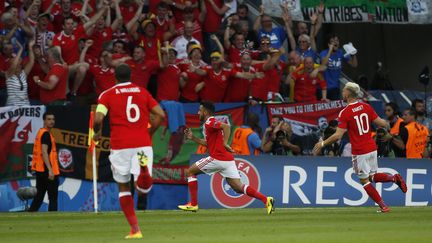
[
  {"xmin": 400, "ymin": 108, "xmax": 429, "ymax": 159},
  {"xmin": 32, "ymin": 127, "xmax": 60, "ymax": 175},
  {"xmin": 230, "ymin": 126, "xmax": 260, "ymax": 155},
  {"xmin": 403, "ymin": 122, "xmax": 429, "ymax": 159},
  {"xmin": 29, "ymin": 112, "xmax": 60, "ymax": 212}
]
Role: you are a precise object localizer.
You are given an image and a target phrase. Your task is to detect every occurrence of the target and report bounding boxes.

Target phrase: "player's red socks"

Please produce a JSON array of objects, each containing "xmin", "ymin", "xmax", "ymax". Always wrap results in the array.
[
  {"xmin": 363, "ymin": 182, "xmax": 387, "ymax": 208},
  {"xmin": 137, "ymin": 166, "xmax": 152, "ymax": 193},
  {"xmin": 119, "ymin": 192, "xmax": 140, "ymax": 233},
  {"xmin": 242, "ymin": 185, "xmax": 267, "ymax": 204},
  {"xmin": 373, "ymin": 173, "xmax": 394, "ymax": 183},
  {"xmin": 188, "ymin": 176, "xmax": 198, "ymax": 206}
]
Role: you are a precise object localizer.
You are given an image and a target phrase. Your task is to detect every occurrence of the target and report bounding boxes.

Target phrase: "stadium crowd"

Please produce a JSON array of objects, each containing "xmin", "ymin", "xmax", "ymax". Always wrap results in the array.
[{"xmin": 0, "ymin": 0, "xmax": 430, "ymax": 159}]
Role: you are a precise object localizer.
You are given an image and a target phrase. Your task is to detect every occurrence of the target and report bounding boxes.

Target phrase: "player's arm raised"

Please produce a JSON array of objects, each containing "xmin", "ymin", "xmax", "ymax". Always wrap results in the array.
[
  {"xmin": 313, "ymin": 127, "xmax": 346, "ymax": 155},
  {"xmin": 149, "ymin": 105, "xmax": 166, "ymax": 135}
]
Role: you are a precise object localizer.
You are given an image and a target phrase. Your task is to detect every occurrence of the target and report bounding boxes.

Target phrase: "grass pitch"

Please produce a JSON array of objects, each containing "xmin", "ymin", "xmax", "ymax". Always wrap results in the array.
[{"xmin": 1, "ymin": 207, "xmax": 431, "ymax": 243}]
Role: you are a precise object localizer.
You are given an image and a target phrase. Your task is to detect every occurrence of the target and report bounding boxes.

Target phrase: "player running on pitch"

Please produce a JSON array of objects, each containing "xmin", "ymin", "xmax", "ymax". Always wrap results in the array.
[
  {"xmin": 93, "ymin": 64, "xmax": 165, "ymax": 239},
  {"xmin": 178, "ymin": 101, "xmax": 275, "ymax": 214},
  {"xmin": 313, "ymin": 82, "xmax": 407, "ymax": 213}
]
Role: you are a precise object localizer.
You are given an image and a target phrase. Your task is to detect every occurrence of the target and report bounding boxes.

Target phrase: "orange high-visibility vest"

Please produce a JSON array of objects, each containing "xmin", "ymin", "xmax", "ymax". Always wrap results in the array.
[
  {"xmin": 405, "ymin": 122, "xmax": 429, "ymax": 159},
  {"xmin": 32, "ymin": 128, "xmax": 60, "ymax": 175},
  {"xmin": 196, "ymin": 144, "xmax": 207, "ymax": 154},
  {"xmin": 390, "ymin": 118, "xmax": 404, "ymax": 136},
  {"xmin": 231, "ymin": 127, "xmax": 259, "ymax": 155}
]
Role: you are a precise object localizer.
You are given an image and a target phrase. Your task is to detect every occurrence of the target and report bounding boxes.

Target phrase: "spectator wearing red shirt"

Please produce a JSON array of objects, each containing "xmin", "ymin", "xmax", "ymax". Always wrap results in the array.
[
  {"xmin": 290, "ymin": 56, "xmax": 328, "ymax": 103},
  {"xmin": 33, "ymin": 47, "xmax": 69, "ymax": 105},
  {"xmin": 51, "ymin": 0, "xmax": 82, "ymax": 33},
  {"xmin": 80, "ymin": 40, "xmax": 116, "ymax": 96},
  {"xmin": 52, "ymin": 6, "xmax": 108, "ymax": 99},
  {"xmin": 86, "ymin": 0, "xmax": 123, "ymax": 59},
  {"xmin": 164, "ymin": 0, "xmax": 199, "ymax": 23},
  {"xmin": 111, "ymin": 46, "xmax": 167, "ymax": 89},
  {"xmin": 156, "ymin": 45, "xmax": 185, "ymax": 101},
  {"xmin": 224, "ymin": 52, "xmax": 263, "ymax": 102},
  {"xmin": 249, "ymin": 37, "xmax": 282, "ymax": 102},
  {"xmin": 152, "ymin": 2, "xmax": 175, "ymax": 41},
  {"xmin": 201, "ymin": 0, "xmax": 228, "ymax": 62},
  {"xmin": 127, "ymin": 3, "xmax": 162, "ymax": 62},
  {"xmin": 119, "ymin": 0, "xmax": 139, "ymax": 24},
  {"xmin": 24, "ymin": 44, "xmax": 49, "ymax": 103},
  {"xmin": 174, "ymin": 7, "xmax": 204, "ymax": 45},
  {"xmin": 196, "ymin": 51, "xmax": 232, "ymax": 103},
  {"xmin": 178, "ymin": 44, "xmax": 206, "ymax": 102}
]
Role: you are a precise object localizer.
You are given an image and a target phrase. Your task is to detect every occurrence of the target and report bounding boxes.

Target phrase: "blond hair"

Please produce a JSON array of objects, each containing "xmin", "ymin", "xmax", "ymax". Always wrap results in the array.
[{"xmin": 344, "ymin": 82, "xmax": 363, "ymax": 98}]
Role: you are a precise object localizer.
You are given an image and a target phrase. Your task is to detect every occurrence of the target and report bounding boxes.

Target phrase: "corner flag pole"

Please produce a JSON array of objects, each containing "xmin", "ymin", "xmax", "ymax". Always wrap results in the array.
[{"xmin": 88, "ymin": 111, "xmax": 98, "ymax": 213}]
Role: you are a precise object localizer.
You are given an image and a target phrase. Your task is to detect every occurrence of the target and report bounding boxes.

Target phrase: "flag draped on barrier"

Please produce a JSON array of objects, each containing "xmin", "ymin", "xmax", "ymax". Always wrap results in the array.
[{"xmin": 0, "ymin": 106, "xmax": 45, "ymax": 182}]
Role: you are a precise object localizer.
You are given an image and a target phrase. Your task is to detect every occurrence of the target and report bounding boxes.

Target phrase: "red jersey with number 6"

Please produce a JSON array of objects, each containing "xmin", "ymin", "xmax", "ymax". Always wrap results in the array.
[
  {"xmin": 98, "ymin": 82, "xmax": 158, "ymax": 149},
  {"xmin": 338, "ymin": 101, "xmax": 378, "ymax": 155},
  {"xmin": 203, "ymin": 117, "xmax": 235, "ymax": 161}
]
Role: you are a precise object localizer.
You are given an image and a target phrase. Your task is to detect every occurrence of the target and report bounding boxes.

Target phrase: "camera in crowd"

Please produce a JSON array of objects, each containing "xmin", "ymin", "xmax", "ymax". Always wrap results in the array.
[
  {"xmin": 375, "ymin": 127, "xmax": 391, "ymax": 157},
  {"xmin": 275, "ymin": 130, "xmax": 288, "ymax": 141}
]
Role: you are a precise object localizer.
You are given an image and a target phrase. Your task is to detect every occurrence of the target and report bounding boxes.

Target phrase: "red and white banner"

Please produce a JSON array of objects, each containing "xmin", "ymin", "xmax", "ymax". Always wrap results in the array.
[{"xmin": 267, "ymin": 100, "xmax": 346, "ymax": 136}]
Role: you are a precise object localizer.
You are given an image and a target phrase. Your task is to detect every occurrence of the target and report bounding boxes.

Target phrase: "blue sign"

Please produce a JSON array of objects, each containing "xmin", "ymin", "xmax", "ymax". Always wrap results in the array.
[{"xmin": 192, "ymin": 155, "xmax": 432, "ymax": 208}]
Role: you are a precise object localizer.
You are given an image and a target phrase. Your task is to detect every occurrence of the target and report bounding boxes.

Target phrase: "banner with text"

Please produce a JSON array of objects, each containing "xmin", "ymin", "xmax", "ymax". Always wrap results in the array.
[
  {"xmin": 261, "ymin": 0, "xmax": 432, "ymax": 24},
  {"xmin": 48, "ymin": 106, "xmax": 113, "ymax": 182},
  {"xmin": 195, "ymin": 155, "xmax": 431, "ymax": 208},
  {"xmin": 0, "ymin": 106, "xmax": 45, "ymax": 182},
  {"xmin": 268, "ymin": 100, "xmax": 345, "ymax": 133}
]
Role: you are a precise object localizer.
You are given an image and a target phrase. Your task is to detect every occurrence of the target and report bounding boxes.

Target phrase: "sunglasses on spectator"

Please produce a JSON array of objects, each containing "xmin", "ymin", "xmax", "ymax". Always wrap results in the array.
[
  {"xmin": 262, "ymin": 20, "xmax": 272, "ymax": 23},
  {"xmin": 261, "ymin": 41, "xmax": 270, "ymax": 45},
  {"xmin": 299, "ymin": 40, "xmax": 308, "ymax": 43}
]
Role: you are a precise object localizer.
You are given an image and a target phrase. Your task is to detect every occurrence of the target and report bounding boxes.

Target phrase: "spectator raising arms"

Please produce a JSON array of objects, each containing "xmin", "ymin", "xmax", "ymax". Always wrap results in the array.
[{"xmin": 5, "ymin": 40, "xmax": 35, "ymax": 106}]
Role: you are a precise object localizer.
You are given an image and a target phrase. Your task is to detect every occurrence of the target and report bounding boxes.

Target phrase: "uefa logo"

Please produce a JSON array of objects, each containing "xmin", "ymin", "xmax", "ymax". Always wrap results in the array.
[{"xmin": 210, "ymin": 158, "xmax": 261, "ymax": 208}]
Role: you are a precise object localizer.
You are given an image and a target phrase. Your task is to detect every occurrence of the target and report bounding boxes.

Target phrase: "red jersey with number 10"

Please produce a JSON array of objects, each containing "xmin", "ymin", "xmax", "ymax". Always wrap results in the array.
[
  {"xmin": 98, "ymin": 82, "xmax": 158, "ymax": 149},
  {"xmin": 338, "ymin": 101, "xmax": 378, "ymax": 155},
  {"xmin": 203, "ymin": 117, "xmax": 235, "ymax": 161}
]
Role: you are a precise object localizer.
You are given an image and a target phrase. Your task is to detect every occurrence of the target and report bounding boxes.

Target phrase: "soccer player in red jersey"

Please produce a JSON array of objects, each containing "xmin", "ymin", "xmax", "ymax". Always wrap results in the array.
[
  {"xmin": 178, "ymin": 101, "xmax": 275, "ymax": 214},
  {"xmin": 313, "ymin": 82, "xmax": 407, "ymax": 213},
  {"xmin": 93, "ymin": 64, "xmax": 165, "ymax": 239}
]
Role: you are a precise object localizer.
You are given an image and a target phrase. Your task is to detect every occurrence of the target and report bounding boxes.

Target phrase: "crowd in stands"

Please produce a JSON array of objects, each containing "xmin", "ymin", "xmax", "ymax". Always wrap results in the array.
[
  {"xmin": 0, "ymin": 0, "xmax": 430, "ymax": 159},
  {"xmin": 0, "ymin": 0, "xmax": 357, "ymax": 106}
]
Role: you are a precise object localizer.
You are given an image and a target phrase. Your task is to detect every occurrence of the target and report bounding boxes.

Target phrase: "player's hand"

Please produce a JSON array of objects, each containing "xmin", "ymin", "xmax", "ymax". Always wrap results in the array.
[
  {"xmin": 313, "ymin": 141, "xmax": 323, "ymax": 155},
  {"xmin": 224, "ymin": 144, "xmax": 235, "ymax": 153},
  {"xmin": 184, "ymin": 128, "xmax": 193, "ymax": 140},
  {"xmin": 48, "ymin": 169, "xmax": 55, "ymax": 180}
]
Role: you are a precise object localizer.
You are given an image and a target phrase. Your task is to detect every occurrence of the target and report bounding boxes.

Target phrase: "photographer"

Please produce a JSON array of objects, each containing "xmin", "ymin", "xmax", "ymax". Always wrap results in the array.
[
  {"xmin": 262, "ymin": 121, "xmax": 301, "ymax": 155},
  {"xmin": 374, "ymin": 128, "xmax": 392, "ymax": 157},
  {"xmin": 321, "ymin": 120, "xmax": 341, "ymax": 156}
]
